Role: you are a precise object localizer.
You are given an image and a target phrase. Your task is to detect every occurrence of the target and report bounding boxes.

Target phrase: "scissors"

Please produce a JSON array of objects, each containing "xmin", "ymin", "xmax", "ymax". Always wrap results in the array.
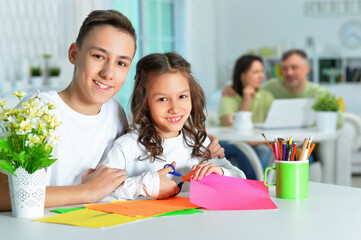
[{"xmin": 163, "ymin": 164, "xmax": 200, "ymax": 196}]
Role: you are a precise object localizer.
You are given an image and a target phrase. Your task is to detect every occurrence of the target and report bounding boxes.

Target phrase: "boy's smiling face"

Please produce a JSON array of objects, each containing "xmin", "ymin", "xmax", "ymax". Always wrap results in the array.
[{"xmin": 68, "ymin": 25, "xmax": 135, "ymax": 113}]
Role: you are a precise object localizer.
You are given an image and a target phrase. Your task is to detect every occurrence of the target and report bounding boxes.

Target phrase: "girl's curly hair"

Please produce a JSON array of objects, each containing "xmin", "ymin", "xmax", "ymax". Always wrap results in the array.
[{"xmin": 130, "ymin": 52, "xmax": 210, "ymax": 162}]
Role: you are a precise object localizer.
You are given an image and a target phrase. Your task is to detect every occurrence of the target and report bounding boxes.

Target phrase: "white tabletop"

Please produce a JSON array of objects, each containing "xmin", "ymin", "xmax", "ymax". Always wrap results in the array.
[{"xmin": 0, "ymin": 182, "xmax": 360, "ymax": 240}]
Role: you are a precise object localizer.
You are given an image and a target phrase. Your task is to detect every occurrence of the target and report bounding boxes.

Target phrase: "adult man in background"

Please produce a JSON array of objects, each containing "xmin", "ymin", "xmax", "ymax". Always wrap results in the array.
[
  {"xmin": 262, "ymin": 49, "xmax": 325, "ymax": 98},
  {"xmin": 223, "ymin": 49, "xmax": 326, "ymax": 98}
]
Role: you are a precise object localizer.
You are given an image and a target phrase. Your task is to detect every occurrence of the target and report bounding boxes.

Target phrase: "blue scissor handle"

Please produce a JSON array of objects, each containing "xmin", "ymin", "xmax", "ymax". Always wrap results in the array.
[{"xmin": 163, "ymin": 164, "xmax": 182, "ymax": 177}]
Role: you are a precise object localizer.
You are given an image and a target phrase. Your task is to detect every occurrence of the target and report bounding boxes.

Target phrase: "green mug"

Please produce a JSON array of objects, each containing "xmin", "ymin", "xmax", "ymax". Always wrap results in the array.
[{"xmin": 264, "ymin": 160, "xmax": 309, "ymax": 199}]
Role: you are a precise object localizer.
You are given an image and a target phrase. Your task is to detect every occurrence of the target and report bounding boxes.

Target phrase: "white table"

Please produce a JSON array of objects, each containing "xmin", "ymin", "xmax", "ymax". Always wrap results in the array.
[
  {"xmin": 0, "ymin": 182, "xmax": 360, "ymax": 240},
  {"xmin": 207, "ymin": 127, "xmax": 340, "ymax": 184}
]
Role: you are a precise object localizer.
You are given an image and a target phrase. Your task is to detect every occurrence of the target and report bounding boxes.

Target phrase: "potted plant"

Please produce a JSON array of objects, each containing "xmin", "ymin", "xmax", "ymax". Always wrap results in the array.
[
  {"xmin": 42, "ymin": 53, "xmax": 52, "ymax": 85},
  {"xmin": 0, "ymin": 91, "xmax": 61, "ymax": 218},
  {"xmin": 30, "ymin": 66, "xmax": 43, "ymax": 88},
  {"xmin": 48, "ymin": 66, "xmax": 61, "ymax": 87},
  {"xmin": 312, "ymin": 91, "xmax": 340, "ymax": 132}
]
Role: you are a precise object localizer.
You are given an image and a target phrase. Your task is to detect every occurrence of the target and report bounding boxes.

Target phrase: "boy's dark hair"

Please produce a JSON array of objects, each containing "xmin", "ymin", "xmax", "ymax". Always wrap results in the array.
[
  {"xmin": 281, "ymin": 49, "xmax": 307, "ymax": 61},
  {"xmin": 232, "ymin": 54, "xmax": 263, "ymax": 96},
  {"xmin": 131, "ymin": 52, "xmax": 210, "ymax": 162},
  {"xmin": 76, "ymin": 10, "xmax": 137, "ymax": 49}
]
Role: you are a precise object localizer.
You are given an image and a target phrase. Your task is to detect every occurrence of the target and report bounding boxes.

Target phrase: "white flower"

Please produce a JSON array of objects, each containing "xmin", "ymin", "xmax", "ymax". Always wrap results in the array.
[
  {"xmin": 13, "ymin": 91, "xmax": 26, "ymax": 100},
  {"xmin": 25, "ymin": 133, "xmax": 41, "ymax": 147},
  {"xmin": 0, "ymin": 100, "xmax": 6, "ymax": 108},
  {"xmin": 19, "ymin": 119, "xmax": 32, "ymax": 132},
  {"xmin": 46, "ymin": 129, "xmax": 59, "ymax": 147},
  {"xmin": 30, "ymin": 117, "xmax": 42, "ymax": 129}
]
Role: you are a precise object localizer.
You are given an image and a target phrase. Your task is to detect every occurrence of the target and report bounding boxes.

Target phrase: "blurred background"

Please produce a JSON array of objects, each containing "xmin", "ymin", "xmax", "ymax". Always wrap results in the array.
[
  {"xmin": 1, "ymin": 0, "xmax": 361, "ymax": 186},
  {"xmin": 1, "ymin": 0, "xmax": 361, "ymax": 116}
]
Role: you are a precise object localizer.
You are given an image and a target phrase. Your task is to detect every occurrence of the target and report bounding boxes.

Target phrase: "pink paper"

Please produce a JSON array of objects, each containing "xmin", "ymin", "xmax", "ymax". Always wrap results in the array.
[{"xmin": 190, "ymin": 174, "xmax": 278, "ymax": 210}]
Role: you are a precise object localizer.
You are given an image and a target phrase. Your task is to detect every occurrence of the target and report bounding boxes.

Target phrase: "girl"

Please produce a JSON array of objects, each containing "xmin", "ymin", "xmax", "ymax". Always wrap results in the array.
[
  {"xmin": 101, "ymin": 52, "xmax": 245, "ymax": 200},
  {"xmin": 219, "ymin": 55, "xmax": 274, "ymax": 180}
]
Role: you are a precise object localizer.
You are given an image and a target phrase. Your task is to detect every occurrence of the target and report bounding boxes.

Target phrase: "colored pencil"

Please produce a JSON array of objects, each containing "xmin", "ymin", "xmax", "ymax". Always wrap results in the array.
[
  {"xmin": 274, "ymin": 142, "xmax": 279, "ymax": 160},
  {"xmin": 296, "ymin": 148, "xmax": 301, "ymax": 160},
  {"xmin": 262, "ymin": 133, "xmax": 277, "ymax": 159},
  {"xmin": 291, "ymin": 143, "xmax": 297, "ymax": 161},
  {"xmin": 307, "ymin": 143, "xmax": 316, "ymax": 160},
  {"xmin": 299, "ymin": 138, "xmax": 309, "ymax": 161}
]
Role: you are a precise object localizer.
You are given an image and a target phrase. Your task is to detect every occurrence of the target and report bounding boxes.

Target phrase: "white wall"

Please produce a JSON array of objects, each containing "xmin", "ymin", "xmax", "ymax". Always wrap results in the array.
[{"xmin": 182, "ymin": 0, "xmax": 219, "ymax": 99}]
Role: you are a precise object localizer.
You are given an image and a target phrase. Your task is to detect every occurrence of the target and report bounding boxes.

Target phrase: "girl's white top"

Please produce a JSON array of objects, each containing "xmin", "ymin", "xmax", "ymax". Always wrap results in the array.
[{"xmin": 101, "ymin": 130, "xmax": 246, "ymax": 200}]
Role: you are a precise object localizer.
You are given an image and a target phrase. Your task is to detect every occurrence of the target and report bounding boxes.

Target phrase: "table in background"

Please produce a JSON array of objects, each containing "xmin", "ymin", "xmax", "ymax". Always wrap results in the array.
[
  {"xmin": 0, "ymin": 182, "xmax": 360, "ymax": 240},
  {"xmin": 207, "ymin": 127, "xmax": 340, "ymax": 184}
]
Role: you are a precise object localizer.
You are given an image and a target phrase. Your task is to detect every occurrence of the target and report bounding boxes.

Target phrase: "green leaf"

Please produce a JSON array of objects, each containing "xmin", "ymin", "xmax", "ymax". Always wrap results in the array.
[
  {"xmin": 312, "ymin": 91, "xmax": 340, "ymax": 111},
  {"xmin": 18, "ymin": 151, "xmax": 26, "ymax": 165},
  {"xmin": 0, "ymin": 151, "xmax": 10, "ymax": 161},
  {"xmin": 0, "ymin": 138, "xmax": 10, "ymax": 153},
  {"xmin": 0, "ymin": 160, "xmax": 15, "ymax": 175}
]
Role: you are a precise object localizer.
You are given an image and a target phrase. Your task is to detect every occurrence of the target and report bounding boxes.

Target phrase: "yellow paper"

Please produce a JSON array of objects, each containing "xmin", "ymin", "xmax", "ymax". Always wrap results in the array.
[{"xmin": 34, "ymin": 209, "xmax": 148, "ymax": 228}]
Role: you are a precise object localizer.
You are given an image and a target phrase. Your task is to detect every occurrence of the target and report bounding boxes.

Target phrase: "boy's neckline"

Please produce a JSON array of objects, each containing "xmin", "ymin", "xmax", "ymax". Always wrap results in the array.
[
  {"xmin": 52, "ymin": 91, "xmax": 105, "ymax": 121},
  {"xmin": 58, "ymin": 88, "xmax": 102, "ymax": 116}
]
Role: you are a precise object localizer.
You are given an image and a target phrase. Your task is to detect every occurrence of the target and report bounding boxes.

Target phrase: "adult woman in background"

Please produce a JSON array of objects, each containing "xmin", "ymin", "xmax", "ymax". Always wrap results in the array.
[{"xmin": 218, "ymin": 55, "xmax": 273, "ymax": 179}]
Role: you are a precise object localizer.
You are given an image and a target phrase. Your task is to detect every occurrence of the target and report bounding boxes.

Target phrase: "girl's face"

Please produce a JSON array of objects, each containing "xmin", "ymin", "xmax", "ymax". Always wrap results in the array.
[
  {"xmin": 146, "ymin": 71, "xmax": 192, "ymax": 139},
  {"xmin": 241, "ymin": 60, "xmax": 264, "ymax": 89}
]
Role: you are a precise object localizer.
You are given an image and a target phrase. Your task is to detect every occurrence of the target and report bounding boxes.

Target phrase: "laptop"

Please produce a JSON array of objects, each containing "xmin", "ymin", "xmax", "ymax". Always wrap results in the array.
[{"xmin": 254, "ymin": 98, "xmax": 316, "ymax": 129}]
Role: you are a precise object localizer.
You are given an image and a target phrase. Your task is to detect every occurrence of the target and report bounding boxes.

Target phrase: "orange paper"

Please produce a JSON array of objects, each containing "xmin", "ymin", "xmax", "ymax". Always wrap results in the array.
[{"xmin": 85, "ymin": 196, "xmax": 200, "ymax": 217}]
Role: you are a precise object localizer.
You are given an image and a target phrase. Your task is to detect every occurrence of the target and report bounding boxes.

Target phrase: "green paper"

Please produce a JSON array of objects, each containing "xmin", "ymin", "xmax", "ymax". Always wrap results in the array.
[
  {"xmin": 50, "ymin": 207, "xmax": 86, "ymax": 214},
  {"xmin": 154, "ymin": 208, "xmax": 203, "ymax": 217}
]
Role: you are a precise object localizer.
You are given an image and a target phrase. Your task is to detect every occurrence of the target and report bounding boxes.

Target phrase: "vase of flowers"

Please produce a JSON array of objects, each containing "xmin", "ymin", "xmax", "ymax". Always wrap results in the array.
[{"xmin": 0, "ymin": 91, "xmax": 61, "ymax": 218}]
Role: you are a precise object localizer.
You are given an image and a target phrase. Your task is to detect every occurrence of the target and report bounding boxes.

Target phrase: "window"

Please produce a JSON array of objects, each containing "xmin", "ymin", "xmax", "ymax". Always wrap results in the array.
[{"xmin": 114, "ymin": 0, "xmax": 175, "ymax": 113}]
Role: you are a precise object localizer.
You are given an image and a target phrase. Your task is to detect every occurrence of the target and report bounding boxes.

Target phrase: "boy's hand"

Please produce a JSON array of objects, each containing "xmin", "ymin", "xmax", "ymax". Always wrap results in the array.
[
  {"xmin": 191, "ymin": 162, "xmax": 224, "ymax": 181},
  {"xmin": 157, "ymin": 161, "xmax": 179, "ymax": 199},
  {"xmin": 222, "ymin": 85, "xmax": 235, "ymax": 97},
  {"xmin": 207, "ymin": 135, "xmax": 225, "ymax": 159},
  {"xmin": 81, "ymin": 165, "xmax": 127, "ymax": 202}
]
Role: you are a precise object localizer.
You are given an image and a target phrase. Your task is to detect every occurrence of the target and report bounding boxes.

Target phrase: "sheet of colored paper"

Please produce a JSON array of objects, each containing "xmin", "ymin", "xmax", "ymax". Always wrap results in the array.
[
  {"xmin": 34, "ymin": 209, "xmax": 147, "ymax": 228},
  {"xmin": 85, "ymin": 196, "xmax": 200, "ymax": 217},
  {"xmin": 50, "ymin": 207, "xmax": 85, "ymax": 214},
  {"xmin": 155, "ymin": 208, "xmax": 203, "ymax": 217},
  {"xmin": 190, "ymin": 174, "xmax": 278, "ymax": 210}
]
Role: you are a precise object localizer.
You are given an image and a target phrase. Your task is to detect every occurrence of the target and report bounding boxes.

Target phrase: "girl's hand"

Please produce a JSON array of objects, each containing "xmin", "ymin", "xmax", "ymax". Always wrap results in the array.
[
  {"xmin": 241, "ymin": 85, "xmax": 256, "ymax": 111},
  {"xmin": 191, "ymin": 161, "xmax": 224, "ymax": 181},
  {"xmin": 242, "ymin": 85, "xmax": 256, "ymax": 110},
  {"xmin": 157, "ymin": 161, "xmax": 179, "ymax": 199}
]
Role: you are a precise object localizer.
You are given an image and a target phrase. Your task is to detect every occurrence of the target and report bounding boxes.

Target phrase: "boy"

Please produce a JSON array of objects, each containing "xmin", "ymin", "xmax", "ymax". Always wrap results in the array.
[{"xmin": 0, "ymin": 10, "xmax": 224, "ymax": 210}]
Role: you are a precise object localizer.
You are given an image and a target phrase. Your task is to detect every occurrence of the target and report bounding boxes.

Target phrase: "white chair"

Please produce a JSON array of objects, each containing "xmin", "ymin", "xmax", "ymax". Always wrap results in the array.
[
  {"xmin": 205, "ymin": 108, "xmax": 265, "ymax": 181},
  {"xmin": 338, "ymin": 113, "xmax": 361, "ymax": 185}
]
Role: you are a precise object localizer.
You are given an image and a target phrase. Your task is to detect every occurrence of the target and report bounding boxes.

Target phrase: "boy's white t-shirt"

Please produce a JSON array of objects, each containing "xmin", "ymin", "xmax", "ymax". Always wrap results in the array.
[
  {"xmin": 101, "ymin": 131, "xmax": 246, "ymax": 200},
  {"xmin": 36, "ymin": 91, "xmax": 127, "ymax": 186}
]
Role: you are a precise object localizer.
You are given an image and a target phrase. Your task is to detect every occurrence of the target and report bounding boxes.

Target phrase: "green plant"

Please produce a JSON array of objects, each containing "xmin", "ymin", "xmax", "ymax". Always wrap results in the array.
[
  {"xmin": 42, "ymin": 53, "xmax": 52, "ymax": 59},
  {"xmin": 30, "ymin": 67, "xmax": 42, "ymax": 77},
  {"xmin": 0, "ymin": 91, "xmax": 61, "ymax": 175},
  {"xmin": 49, "ymin": 67, "xmax": 61, "ymax": 76},
  {"xmin": 312, "ymin": 91, "xmax": 340, "ymax": 112}
]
